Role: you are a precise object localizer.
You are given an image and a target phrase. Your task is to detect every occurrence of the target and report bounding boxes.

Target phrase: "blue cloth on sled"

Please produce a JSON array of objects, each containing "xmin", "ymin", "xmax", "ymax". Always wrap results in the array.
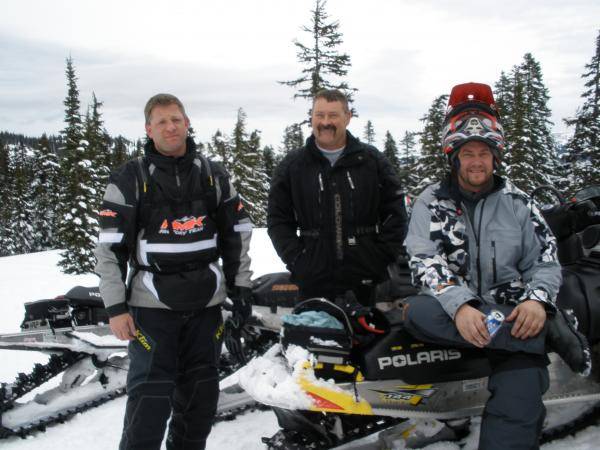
[{"xmin": 281, "ymin": 311, "xmax": 344, "ymax": 329}]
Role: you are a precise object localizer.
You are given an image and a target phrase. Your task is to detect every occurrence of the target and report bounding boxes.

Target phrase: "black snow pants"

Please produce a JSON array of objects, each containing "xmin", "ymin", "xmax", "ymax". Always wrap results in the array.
[
  {"xmin": 403, "ymin": 295, "xmax": 550, "ymax": 450},
  {"xmin": 119, "ymin": 305, "xmax": 223, "ymax": 450}
]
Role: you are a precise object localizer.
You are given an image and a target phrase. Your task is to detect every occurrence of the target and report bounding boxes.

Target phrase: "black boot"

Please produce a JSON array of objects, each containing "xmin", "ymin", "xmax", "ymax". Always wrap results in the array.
[{"xmin": 546, "ymin": 309, "xmax": 592, "ymax": 376}]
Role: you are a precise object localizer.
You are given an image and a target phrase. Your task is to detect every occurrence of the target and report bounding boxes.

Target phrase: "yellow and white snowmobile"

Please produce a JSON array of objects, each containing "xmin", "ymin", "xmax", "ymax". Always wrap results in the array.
[{"xmin": 239, "ymin": 185, "xmax": 600, "ymax": 449}]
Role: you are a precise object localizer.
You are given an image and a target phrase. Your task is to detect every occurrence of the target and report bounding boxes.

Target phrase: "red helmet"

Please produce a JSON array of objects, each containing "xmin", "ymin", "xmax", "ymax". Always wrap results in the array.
[{"xmin": 441, "ymin": 82, "xmax": 505, "ymax": 164}]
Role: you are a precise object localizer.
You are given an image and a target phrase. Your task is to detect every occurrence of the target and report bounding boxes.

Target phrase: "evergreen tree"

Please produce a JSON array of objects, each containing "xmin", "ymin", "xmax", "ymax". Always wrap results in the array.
[
  {"xmin": 132, "ymin": 139, "xmax": 144, "ymax": 158},
  {"xmin": 398, "ymin": 131, "xmax": 420, "ymax": 196},
  {"xmin": 0, "ymin": 139, "xmax": 11, "ymax": 255},
  {"xmin": 84, "ymin": 93, "xmax": 111, "ymax": 208},
  {"xmin": 564, "ymin": 30, "xmax": 600, "ymax": 193},
  {"xmin": 493, "ymin": 71, "xmax": 516, "ymax": 177},
  {"xmin": 505, "ymin": 53, "xmax": 558, "ymax": 195},
  {"xmin": 9, "ymin": 141, "xmax": 35, "ymax": 254},
  {"xmin": 280, "ymin": 0, "xmax": 358, "ymax": 121},
  {"xmin": 414, "ymin": 95, "xmax": 449, "ymax": 193},
  {"xmin": 363, "ymin": 120, "xmax": 376, "ymax": 145},
  {"xmin": 281, "ymin": 123, "xmax": 305, "ymax": 152},
  {"xmin": 30, "ymin": 134, "xmax": 61, "ymax": 251},
  {"xmin": 111, "ymin": 135, "xmax": 131, "ymax": 169},
  {"xmin": 382, "ymin": 130, "xmax": 400, "ymax": 174},
  {"xmin": 227, "ymin": 109, "xmax": 269, "ymax": 226},
  {"xmin": 206, "ymin": 129, "xmax": 230, "ymax": 166},
  {"xmin": 262, "ymin": 145, "xmax": 276, "ymax": 180},
  {"xmin": 56, "ymin": 57, "xmax": 97, "ymax": 274}
]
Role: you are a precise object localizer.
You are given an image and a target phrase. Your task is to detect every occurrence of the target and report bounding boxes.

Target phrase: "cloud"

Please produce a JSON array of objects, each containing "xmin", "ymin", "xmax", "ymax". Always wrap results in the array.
[{"xmin": 1, "ymin": 0, "xmax": 600, "ymax": 151}]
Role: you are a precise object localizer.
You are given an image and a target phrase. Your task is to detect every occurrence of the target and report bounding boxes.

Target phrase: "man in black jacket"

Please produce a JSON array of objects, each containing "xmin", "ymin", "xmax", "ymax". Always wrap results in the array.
[
  {"xmin": 267, "ymin": 89, "xmax": 407, "ymax": 306},
  {"xmin": 95, "ymin": 94, "xmax": 253, "ymax": 450}
]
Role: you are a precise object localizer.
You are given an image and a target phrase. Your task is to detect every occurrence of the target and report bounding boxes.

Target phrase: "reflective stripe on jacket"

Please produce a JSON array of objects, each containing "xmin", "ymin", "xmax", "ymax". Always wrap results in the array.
[{"xmin": 94, "ymin": 138, "xmax": 252, "ymax": 317}]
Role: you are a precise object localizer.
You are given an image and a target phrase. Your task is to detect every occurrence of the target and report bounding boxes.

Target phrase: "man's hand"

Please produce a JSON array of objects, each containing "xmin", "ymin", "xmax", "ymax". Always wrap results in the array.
[
  {"xmin": 506, "ymin": 300, "xmax": 546, "ymax": 340},
  {"xmin": 455, "ymin": 303, "xmax": 490, "ymax": 348},
  {"xmin": 109, "ymin": 312, "xmax": 136, "ymax": 341},
  {"xmin": 229, "ymin": 286, "xmax": 253, "ymax": 328}
]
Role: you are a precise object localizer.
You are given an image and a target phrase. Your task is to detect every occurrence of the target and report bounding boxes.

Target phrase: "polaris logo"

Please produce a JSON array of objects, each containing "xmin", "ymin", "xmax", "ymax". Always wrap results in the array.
[
  {"xmin": 88, "ymin": 291, "xmax": 102, "ymax": 298},
  {"xmin": 378, "ymin": 349, "xmax": 462, "ymax": 370}
]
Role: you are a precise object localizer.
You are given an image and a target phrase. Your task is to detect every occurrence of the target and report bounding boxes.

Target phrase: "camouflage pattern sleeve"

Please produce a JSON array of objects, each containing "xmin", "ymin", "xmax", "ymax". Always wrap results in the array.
[{"xmin": 404, "ymin": 187, "xmax": 478, "ymax": 319}]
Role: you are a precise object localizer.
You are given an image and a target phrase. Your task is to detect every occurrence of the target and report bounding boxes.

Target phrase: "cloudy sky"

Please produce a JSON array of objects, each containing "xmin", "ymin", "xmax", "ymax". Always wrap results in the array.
[{"xmin": 1, "ymin": 0, "xmax": 599, "ymax": 150}]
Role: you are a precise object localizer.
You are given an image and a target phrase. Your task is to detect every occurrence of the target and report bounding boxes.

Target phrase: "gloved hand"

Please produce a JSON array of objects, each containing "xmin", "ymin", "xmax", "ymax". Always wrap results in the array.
[
  {"xmin": 224, "ymin": 286, "xmax": 252, "ymax": 365},
  {"xmin": 224, "ymin": 317, "xmax": 247, "ymax": 365},
  {"xmin": 228, "ymin": 286, "xmax": 253, "ymax": 328}
]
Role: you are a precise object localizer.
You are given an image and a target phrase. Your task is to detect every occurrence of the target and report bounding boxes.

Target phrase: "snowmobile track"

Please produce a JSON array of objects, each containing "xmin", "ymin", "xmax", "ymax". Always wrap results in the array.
[
  {"xmin": 1, "ymin": 351, "xmax": 88, "ymax": 413},
  {"xmin": 0, "ymin": 387, "xmax": 125, "ymax": 439},
  {"xmin": 540, "ymin": 401, "xmax": 600, "ymax": 444}
]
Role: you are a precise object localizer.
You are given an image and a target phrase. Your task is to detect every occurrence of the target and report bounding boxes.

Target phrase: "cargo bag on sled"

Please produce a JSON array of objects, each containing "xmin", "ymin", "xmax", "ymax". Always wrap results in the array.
[{"xmin": 281, "ymin": 298, "xmax": 354, "ymax": 365}]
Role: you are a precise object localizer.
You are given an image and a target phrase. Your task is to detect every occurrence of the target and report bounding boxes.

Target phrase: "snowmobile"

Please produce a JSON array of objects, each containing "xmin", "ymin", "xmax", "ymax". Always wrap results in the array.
[
  {"xmin": 237, "ymin": 185, "xmax": 600, "ymax": 450},
  {"xmin": 0, "ymin": 279, "xmax": 287, "ymax": 439},
  {"xmin": 0, "ymin": 286, "xmax": 128, "ymax": 438},
  {"xmin": 0, "ymin": 252, "xmax": 413, "ymax": 440}
]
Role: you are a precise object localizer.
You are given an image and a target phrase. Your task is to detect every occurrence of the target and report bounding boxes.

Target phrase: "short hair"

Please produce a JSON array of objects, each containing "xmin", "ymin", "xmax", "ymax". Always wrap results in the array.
[
  {"xmin": 313, "ymin": 89, "xmax": 350, "ymax": 113},
  {"xmin": 144, "ymin": 93, "xmax": 188, "ymax": 125}
]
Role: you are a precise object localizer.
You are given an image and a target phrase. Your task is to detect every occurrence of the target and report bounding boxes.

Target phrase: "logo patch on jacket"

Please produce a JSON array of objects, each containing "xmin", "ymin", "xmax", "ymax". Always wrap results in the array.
[{"xmin": 159, "ymin": 216, "xmax": 206, "ymax": 236}]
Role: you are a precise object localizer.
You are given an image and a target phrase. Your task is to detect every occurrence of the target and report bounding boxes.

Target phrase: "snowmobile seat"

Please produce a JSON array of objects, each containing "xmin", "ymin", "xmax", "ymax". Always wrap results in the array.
[
  {"xmin": 20, "ymin": 298, "xmax": 71, "ymax": 330},
  {"xmin": 357, "ymin": 323, "xmax": 491, "ymax": 384},
  {"xmin": 63, "ymin": 286, "xmax": 105, "ymax": 308}
]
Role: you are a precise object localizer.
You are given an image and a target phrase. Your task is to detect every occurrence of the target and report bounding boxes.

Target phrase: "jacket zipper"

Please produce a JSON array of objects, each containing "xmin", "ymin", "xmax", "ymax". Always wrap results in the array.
[
  {"xmin": 475, "ymin": 198, "xmax": 486, "ymax": 297},
  {"xmin": 318, "ymin": 172, "xmax": 324, "ymax": 229},
  {"xmin": 175, "ymin": 165, "xmax": 181, "ymax": 188},
  {"xmin": 346, "ymin": 171, "xmax": 356, "ymax": 244},
  {"xmin": 492, "ymin": 240, "xmax": 497, "ymax": 284}
]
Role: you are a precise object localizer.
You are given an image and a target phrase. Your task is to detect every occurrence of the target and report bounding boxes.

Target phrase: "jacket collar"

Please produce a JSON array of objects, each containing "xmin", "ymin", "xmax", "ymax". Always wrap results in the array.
[
  {"xmin": 435, "ymin": 173, "xmax": 506, "ymax": 203},
  {"xmin": 144, "ymin": 136, "xmax": 197, "ymax": 173},
  {"xmin": 306, "ymin": 131, "xmax": 363, "ymax": 163}
]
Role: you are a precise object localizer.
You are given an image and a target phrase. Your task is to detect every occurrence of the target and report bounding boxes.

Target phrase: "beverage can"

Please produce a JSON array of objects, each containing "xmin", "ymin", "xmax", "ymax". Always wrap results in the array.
[{"xmin": 485, "ymin": 310, "xmax": 505, "ymax": 338}]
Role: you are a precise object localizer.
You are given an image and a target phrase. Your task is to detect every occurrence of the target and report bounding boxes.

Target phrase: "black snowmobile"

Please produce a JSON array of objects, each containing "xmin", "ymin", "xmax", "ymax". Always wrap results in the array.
[{"xmin": 236, "ymin": 185, "xmax": 600, "ymax": 449}]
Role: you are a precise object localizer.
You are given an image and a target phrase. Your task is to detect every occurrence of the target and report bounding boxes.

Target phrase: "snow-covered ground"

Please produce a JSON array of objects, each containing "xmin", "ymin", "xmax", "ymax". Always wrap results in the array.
[{"xmin": 1, "ymin": 229, "xmax": 599, "ymax": 449}]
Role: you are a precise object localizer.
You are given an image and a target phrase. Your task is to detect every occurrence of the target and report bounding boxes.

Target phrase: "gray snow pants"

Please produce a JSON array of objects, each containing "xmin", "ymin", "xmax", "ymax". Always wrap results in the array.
[{"xmin": 403, "ymin": 295, "xmax": 550, "ymax": 450}]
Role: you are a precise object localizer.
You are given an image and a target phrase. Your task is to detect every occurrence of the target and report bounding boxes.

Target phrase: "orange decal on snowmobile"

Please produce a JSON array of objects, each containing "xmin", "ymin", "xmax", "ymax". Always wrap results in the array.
[
  {"xmin": 271, "ymin": 284, "xmax": 299, "ymax": 292},
  {"xmin": 307, "ymin": 392, "xmax": 344, "ymax": 410},
  {"xmin": 298, "ymin": 363, "xmax": 373, "ymax": 415},
  {"xmin": 99, "ymin": 209, "xmax": 117, "ymax": 217}
]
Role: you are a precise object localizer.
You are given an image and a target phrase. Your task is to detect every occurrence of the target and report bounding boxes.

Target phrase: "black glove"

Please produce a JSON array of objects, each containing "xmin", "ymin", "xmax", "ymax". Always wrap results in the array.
[
  {"xmin": 224, "ymin": 317, "xmax": 247, "ymax": 365},
  {"xmin": 228, "ymin": 286, "xmax": 253, "ymax": 328},
  {"xmin": 337, "ymin": 290, "xmax": 388, "ymax": 335},
  {"xmin": 223, "ymin": 286, "xmax": 252, "ymax": 365}
]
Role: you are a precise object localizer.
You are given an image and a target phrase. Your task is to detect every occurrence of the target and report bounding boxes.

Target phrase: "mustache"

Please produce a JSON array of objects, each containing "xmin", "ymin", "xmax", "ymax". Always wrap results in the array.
[{"xmin": 317, "ymin": 124, "xmax": 337, "ymax": 133}]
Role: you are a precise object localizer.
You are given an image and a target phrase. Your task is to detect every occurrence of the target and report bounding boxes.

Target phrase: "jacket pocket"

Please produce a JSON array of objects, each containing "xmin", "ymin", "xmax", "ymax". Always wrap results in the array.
[
  {"xmin": 289, "ymin": 240, "xmax": 328, "ymax": 286},
  {"xmin": 344, "ymin": 236, "xmax": 389, "ymax": 282},
  {"xmin": 487, "ymin": 230, "xmax": 521, "ymax": 285}
]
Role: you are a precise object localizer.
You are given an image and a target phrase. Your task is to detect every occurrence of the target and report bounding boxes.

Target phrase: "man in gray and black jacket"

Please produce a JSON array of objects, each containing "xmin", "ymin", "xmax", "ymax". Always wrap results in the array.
[
  {"xmin": 94, "ymin": 93, "xmax": 252, "ymax": 450},
  {"xmin": 403, "ymin": 82, "xmax": 591, "ymax": 450}
]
